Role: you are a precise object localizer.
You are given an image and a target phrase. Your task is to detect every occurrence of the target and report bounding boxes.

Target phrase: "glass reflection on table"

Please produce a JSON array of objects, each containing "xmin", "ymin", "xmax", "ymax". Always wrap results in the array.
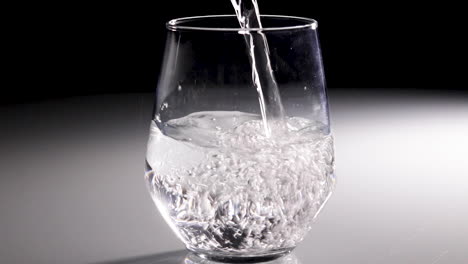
[{"xmin": 97, "ymin": 250, "xmax": 302, "ymax": 264}]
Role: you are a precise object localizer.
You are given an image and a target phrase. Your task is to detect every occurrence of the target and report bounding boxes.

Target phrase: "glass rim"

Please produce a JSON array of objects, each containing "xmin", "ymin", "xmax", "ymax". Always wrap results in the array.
[{"xmin": 167, "ymin": 14, "xmax": 318, "ymax": 32}]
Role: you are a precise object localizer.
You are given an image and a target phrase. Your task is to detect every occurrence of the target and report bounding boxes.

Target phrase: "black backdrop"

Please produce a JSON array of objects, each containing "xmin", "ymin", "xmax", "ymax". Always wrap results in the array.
[{"xmin": 4, "ymin": 1, "xmax": 467, "ymax": 104}]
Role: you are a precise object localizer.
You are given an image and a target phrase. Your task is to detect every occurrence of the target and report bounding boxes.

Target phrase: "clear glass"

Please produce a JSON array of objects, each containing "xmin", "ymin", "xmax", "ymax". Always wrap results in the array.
[{"xmin": 145, "ymin": 15, "xmax": 335, "ymax": 262}]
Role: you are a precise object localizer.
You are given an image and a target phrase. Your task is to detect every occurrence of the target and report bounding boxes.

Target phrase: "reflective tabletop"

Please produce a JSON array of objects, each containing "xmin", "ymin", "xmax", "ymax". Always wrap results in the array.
[{"xmin": 1, "ymin": 89, "xmax": 467, "ymax": 264}]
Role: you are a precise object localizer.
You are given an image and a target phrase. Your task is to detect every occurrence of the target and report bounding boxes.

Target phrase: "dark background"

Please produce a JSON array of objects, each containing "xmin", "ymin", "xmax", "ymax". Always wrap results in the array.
[{"xmin": 4, "ymin": 1, "xmax": 467, "ymax": 104}]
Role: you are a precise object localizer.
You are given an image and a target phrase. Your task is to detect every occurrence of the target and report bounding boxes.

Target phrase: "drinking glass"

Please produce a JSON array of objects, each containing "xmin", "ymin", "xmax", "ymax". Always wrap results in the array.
[{"xmin": 145, "ymin": 15, "xmax": 335, "ymax": 262}]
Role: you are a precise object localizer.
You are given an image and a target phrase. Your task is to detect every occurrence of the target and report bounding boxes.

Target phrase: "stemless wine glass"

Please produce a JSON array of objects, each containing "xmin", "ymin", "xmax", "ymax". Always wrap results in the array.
[{"xmin": 145, "ymin": 15, "xmax": 335, "ymax": 262}]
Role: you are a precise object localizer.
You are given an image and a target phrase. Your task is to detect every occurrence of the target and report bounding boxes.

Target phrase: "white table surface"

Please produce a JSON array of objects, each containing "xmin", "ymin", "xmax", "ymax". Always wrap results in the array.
[{"xmin": 1, "ymin": 89, "xmax": 467, "ymax": 264}]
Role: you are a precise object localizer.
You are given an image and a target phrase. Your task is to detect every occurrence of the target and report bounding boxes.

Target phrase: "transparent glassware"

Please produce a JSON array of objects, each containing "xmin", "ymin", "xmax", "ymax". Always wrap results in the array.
[{"xmin": 145, "ymin": 15, "xmax": 335, "ymax": 262}]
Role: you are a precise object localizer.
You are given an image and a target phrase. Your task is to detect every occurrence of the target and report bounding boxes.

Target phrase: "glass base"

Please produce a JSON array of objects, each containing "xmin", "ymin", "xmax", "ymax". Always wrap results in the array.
[{"xmin": 186, "ymin": 247, "xmax": 294, "ymax": 263}]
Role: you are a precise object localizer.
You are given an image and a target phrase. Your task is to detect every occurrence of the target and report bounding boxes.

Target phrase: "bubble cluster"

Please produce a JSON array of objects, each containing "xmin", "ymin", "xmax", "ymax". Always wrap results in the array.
[{"xmin": 146, "ymin": 112, "xmax": 334, "ymax": 254}]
